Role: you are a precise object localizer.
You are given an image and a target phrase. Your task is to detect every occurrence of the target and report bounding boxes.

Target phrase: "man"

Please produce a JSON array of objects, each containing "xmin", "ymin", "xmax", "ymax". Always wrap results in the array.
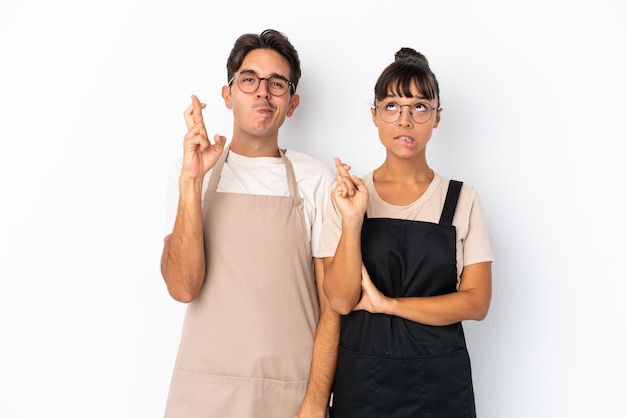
[{"xmin": 161, "ymin": 29, "xmax": 338, "ymax": 417}]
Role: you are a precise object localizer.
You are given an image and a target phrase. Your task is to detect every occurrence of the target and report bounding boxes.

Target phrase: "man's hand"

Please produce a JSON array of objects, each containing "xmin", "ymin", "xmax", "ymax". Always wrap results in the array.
[{"xmin": 181, "ymin": 95, "xmax": 226, "ymax": 180}]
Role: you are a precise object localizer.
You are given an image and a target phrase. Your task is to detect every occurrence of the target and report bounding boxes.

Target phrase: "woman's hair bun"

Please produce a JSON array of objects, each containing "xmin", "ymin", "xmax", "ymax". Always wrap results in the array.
[{"xmin": 394, "ymin": 47, "xmax": 429, "ymax": 67}]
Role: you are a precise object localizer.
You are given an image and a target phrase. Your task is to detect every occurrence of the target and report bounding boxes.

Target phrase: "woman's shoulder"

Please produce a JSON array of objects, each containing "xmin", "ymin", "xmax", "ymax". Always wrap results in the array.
[{"xmin": 434, "ymin": 172, "xmax": 478, "ymax": 195}]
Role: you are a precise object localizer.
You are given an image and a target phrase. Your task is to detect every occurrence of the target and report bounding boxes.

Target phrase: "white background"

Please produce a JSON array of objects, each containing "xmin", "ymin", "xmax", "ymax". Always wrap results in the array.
[{"xmin": 1, "ymin": 1, "xmax": 624, "ymax": 417}]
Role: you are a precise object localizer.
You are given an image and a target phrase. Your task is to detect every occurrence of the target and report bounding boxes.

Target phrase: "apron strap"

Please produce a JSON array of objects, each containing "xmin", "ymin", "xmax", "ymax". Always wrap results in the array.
[
  {"xmin": 207, "ymin": 144, "xmax": 231, "ymax": 193},
  {"xmin": 207, "ymin": 144, "xmax": 299, "ymax": 198},
  {"xmin": 439, "ymin": 180, "xmax": 463, "ymax": 225},
  {"xmin": 278, "ymin": 148, "xmax": 300, "ymax": 199}
]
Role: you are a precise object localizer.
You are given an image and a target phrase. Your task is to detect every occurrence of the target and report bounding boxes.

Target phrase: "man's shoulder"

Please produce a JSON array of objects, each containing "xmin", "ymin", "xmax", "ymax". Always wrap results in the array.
[
  {"xmin": 284, "ymin": 149, "xmax": 334, "ymax": 179},
  {"xmin": 283, "ymin": 148, "xmax": 324, "ymax": 164}
]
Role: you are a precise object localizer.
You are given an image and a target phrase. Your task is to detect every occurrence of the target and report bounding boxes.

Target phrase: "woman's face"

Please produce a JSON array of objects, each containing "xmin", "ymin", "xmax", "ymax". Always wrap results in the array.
[{"xmin": 371, "ymin": 83, "xmax": 442, "ymax": 160}]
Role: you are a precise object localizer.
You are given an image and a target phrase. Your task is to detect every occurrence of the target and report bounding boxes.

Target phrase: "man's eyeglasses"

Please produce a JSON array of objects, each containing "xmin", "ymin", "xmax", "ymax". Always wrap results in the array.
[
  {"xmin": 229, "ymin": 72, "xmax": 294, "ymax": 97},
  {"xmin": 374, "ymin": 101, "xmax": 438, "ymax": 124}
]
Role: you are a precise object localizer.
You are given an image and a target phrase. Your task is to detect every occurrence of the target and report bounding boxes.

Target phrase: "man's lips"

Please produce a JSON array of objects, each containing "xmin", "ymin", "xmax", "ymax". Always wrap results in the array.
[{"xmin": 254, "ymin": 103, "xmax": 275, "ymax": 114}]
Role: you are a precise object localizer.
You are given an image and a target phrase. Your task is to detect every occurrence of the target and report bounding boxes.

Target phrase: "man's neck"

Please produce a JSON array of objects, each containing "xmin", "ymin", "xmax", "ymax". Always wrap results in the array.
[{"xmin": 228, "ymin": 137, "xmax": 281, "ymax": 157}]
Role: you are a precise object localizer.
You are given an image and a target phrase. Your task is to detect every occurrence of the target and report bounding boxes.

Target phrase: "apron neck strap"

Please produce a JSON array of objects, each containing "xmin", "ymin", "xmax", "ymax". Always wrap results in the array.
[
  {"xmin": 439, "ymin": 180, "xmax": 463, "ymax": 225},
  {"xmin": 278, "ymin": 148, "xmax": 299, "ymax": 198},
  {"xmin": 207, "ymin": 144, "xmax": 299, "ymax": 198}
]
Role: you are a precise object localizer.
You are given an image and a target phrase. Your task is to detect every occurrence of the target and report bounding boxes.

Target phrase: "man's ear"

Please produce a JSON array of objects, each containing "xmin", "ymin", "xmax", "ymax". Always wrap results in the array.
[
  {"xmin": 222, "ymin": 85, "xmax": 233, "ymax": 109},
  {"xmin": 286, "ymin": 94, "xmax": 300, "ymax": 117}
]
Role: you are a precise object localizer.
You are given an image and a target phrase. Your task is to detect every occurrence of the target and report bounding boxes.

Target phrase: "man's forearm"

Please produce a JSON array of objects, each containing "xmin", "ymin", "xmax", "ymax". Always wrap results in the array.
[
  {"xmin": 297, "ymin": 307, "xmax": 340, "ymax": 417},
  {"xmin": 160, "ymin": 179, "xmax": 206, "ymax": 303}
]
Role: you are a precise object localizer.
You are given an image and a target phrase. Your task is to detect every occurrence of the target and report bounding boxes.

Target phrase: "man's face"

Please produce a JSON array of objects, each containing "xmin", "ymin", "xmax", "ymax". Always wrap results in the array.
[{"xmin": 223, "ymin": 48, "xmax": 300, "ymax": 141}]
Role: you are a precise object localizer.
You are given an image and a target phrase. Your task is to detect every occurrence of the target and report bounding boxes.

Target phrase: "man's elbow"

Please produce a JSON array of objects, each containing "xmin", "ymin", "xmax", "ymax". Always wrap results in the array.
[
  {"xmin": 167, "ymin": 284, "xmax": 199, "ymax": 303},
  {"xmin": 162, "ymin": 267, "xmax": 203, "ymax": 303}
]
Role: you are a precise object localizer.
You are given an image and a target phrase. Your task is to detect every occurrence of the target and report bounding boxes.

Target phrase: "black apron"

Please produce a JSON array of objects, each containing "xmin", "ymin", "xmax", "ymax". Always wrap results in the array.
[{"xmin": 330, "ymin": 180, "xmax": 476, "ymax": 418}]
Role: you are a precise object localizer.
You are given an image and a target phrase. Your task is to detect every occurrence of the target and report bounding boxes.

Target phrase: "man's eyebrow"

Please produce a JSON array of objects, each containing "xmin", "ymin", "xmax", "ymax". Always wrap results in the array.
[{"xmin": 239, "ymin": 68, "xmax": 289, "ymax": 81}]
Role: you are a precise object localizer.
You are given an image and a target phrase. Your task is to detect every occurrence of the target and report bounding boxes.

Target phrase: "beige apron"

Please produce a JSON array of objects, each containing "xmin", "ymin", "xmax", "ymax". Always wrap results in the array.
[{"xmin": 164, "ymin": 146, "xmax": 320, "ymax": 418}]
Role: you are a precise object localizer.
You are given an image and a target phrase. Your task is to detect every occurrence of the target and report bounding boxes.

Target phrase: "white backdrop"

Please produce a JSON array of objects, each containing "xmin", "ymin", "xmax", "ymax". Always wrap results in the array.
[{"xmin": 1, "ymin": 1, "xmax": 625, "ymax": 417}]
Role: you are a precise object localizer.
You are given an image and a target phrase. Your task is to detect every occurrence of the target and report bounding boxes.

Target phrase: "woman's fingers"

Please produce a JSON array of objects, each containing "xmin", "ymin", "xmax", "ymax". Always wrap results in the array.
[
  {"xmin": 334, "ymin": 157, "xmax": 356, "ymax": 196},
  {"xmin": 334, "ymin": 157, "xmax": 352, "ymax": 178}
]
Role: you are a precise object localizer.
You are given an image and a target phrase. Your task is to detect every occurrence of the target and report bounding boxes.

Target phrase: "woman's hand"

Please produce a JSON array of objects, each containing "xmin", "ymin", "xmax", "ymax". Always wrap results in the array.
[
  {"xmin": 354, "ymin": 264, "xmax": 388, "ymax": 314},
  {"xmin": 332, "ymin": 157, "xmax": 369, "ymax": 221}
]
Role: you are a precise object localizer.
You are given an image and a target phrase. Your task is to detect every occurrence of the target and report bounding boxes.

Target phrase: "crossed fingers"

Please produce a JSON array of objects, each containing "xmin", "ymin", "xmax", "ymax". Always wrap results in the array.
[
  {"xmin": 334, "ymin": 157, "xmax": 356, "ymax": 197},
  {"xmin": 184, "ymin": 95, "xmax": 207, "ymax": 131}
]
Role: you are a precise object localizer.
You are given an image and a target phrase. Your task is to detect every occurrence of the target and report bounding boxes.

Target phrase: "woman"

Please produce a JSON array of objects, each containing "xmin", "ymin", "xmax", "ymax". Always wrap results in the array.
[{"xmin": 319, "ymin": 48, "xmax": 493, "ymax": 417}]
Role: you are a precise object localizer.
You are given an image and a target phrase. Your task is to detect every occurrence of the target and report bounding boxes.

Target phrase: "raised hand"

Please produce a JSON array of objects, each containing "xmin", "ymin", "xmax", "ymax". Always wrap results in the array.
[
  {"xmin": 332, "ymin": 157, "xmax": 369, "ymax": 220},
  {"xmin": 181, "ymin": 95, "xmax": 226, "ymax": 181}
]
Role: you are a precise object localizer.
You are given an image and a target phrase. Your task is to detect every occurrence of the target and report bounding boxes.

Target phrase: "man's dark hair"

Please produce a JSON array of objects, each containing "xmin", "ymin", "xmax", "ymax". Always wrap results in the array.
[{"xmin": 226, "ymin": 29, "xmax": 301, "ymax": 93}]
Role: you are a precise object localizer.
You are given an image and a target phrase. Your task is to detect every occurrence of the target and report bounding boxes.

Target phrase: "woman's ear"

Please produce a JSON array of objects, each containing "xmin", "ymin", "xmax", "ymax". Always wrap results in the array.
[
  {"xmin": 433, "ymin": 107, "xmax": 443, "ymax": 128},
  {"xmin": 371, "ymin": 107, "xmax": 379, "ymax": 127}
]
